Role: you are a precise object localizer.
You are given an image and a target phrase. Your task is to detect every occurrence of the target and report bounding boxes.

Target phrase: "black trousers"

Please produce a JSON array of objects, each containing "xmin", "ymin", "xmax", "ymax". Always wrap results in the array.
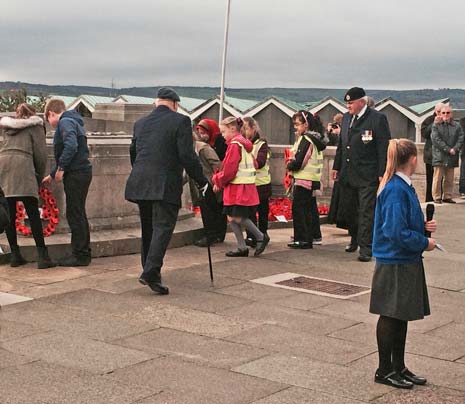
[
  {"xmin": 199, "ymin": 191, "xmax": 227, "ymax": 242},
  {"xmin": 460, "ymin": 155, "xmax": 465, "ymax": 195},
  {"xmin": 138, "ymin": 200, "xmax": 179, "ymax": 283},
  {"xmin": 5, "ymin": 196, "xmax": 45, "ymax": 248},
  {"xmin": 292, "ymin": 186, "xmax": 314, "ymax": 244},
  {"xmin": 339, "ymin": 182, "xmax": 377, "ymax": 256},
  {"xmin": 425, "ymin": 163, "xmax": 434, "ymax": 202},
  {"xmin": 311, "ymin": 196, "xmax": 322, "ymax": 239},
  {"xmin": 247, "ymin": 197, "xmax": 269, "ymax": 240},
  {"xmin": 63, "ymin": 169, "xmax": 92, "ymax": 259}
]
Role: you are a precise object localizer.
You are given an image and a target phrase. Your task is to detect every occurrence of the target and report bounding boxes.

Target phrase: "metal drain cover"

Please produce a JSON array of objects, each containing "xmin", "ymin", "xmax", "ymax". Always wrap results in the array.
[{"xmin": 251, "ymin": 273, "xmax": 370, "ymax": 299}]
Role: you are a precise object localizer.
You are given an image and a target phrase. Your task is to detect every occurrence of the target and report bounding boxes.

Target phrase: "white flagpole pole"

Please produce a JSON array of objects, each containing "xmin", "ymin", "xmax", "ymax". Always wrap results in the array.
[{"xmin": 219, "ymin": 0, "xmax": 231, "ymax": 122}]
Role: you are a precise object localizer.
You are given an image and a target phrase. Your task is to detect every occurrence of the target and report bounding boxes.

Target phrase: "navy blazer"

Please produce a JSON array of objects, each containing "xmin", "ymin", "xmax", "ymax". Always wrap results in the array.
[
  {"xmin": 125, "ymin": 105, "xmax": 207, "ymax": 206},
  {"xmin": 333, "ymin": 107, "xmax": 390, "ymax": 187}
]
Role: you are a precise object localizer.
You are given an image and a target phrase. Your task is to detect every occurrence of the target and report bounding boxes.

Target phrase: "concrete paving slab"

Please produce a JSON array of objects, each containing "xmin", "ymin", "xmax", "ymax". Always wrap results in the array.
[
  {"xmin": 0, "ymin": 360, "xmax": 156, "ymax": 404},
  {"xmin": 372, "ymin": 385, "xmax": 465, "ymax": 404},
  {"xmin": 0, "ymin": 319, "xmax": 48, "ymax": 342},
  {"xmin": 312, "ymin": 299, "xmax": 378, "ymax": 325},
  {"xmin": 2, "ymin": 332, "xmax": 155, "ymax": 374},
  {"xmin": 220, "ymin": 302, "xmax": 357, "ymax": 336},
  {"xmin": 0, "ymin": 278, "xmax": 36, "ymax": 293},
  {"xmin": 226, "ymin": 324, "xmax": 376, "ymax": 365},
  {"xmin": 251, "ymin": 386, "xmax": 368, "ymax": 404},
  {"xmin": 0, "ymin": 291, "xmax": 33, "ymax": 306},
  {"xmin": 0, "ymin": 347, "xmax": 33, "ymax": 369},
  {"xmin": 233, "ymin": 354, "xmax": 392, "ymax": 401},
  {"xmin": 272, "ymin": 292, "xmax": 336, "ymax": 311},
  {"xmin": 349, "ymin": 352, "xmax": 465, "ymax": 392},
  {"xmin": 327, "ymin": 320, "xmax": 465, "ymax": 361},
  {"xmin": 117, "ymin": 302, "xmax": 260, "ymax": 338},
  {"xmin": 107, "ymin": 356, "xmax": 287, "ymax": 404},
  {"xmin": 1, "ymin": 300, "xmax": 159, "ymax": 341},
  {"xmin": 214, "ymin": 281, "xmax": 297, "ymax": 301},
  {"xmin": 422, "ymin": 256, "xmax": 465, "ymax": 291},
  {"xmin": 115, "ymin": 327, "xmax": 268, "ymax": 369}
]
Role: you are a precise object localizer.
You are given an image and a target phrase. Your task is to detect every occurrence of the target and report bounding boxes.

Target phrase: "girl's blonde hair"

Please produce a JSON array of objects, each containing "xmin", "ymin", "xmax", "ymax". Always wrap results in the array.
[
  {"xmin": 219, "ymin": 116, "xmax": 243, "ymax": 131},
  {"xmin": 241, "ymin": 116, "xmax": 261, "ymax": 133},
  {"xmin": 378, "ymin": 138, "xmax": 417, "ymax": 194}
]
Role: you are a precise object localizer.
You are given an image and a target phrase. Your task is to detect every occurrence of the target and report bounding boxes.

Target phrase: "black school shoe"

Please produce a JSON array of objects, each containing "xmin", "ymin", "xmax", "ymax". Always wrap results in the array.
[
  {"xmin": 226, "ymin": 248, "xmax": 249, "ymax": 257},
  {"xmin": 254, "ymin": 234, "xmax": 270, "ymax": 256},
  {"xmin": 374, "ymin": 370, "xmax": 413, "ymax": 389},
  {"xmin": 287, "ymin": 241, "xmax": 312, "ymax": 249},
  {"xmin": 399, "ymin": 368, "xmax": 427, "ymax": 385},
  {"xmin": 245, "ymin": 237, "xmax": 257, "ymax": 248},
  {"xmin": 58, "ymin": 255, "xmax": 91, "ymax": 267}
]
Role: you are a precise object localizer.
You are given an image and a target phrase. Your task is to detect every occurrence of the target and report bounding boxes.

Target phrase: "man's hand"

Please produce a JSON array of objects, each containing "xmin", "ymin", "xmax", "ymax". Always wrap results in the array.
[
  {"xmin": 425, "ymin": 219, "xmax": 437, "ymax": 233},
  {"xmin": 42, "ymin": 175, "xmax": 52, "ymax": 185},
  {"xmin": 425, "ymin": 238, "xmax": 436, "ymax": 251},
  {"xmin": 450, "ymin": 148, "xmax": 456, "ymax": 156},
  {"xmin": 55, "ymin": 170, "xmax": 64, "ymax": 182},
  {"xmin": 331, "ymin": 170, "xmax": 338, "ymax": 181}
]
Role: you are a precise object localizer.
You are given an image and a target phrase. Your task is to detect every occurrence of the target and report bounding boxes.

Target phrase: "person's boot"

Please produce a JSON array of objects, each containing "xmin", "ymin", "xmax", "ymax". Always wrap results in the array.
[
  {"xmin": 37, "ymin": 246, "xmax": 56, "ymax": 269},
  {"xmin": 10, "ymin": 245, "xmax": 27, "ymax": 267}
]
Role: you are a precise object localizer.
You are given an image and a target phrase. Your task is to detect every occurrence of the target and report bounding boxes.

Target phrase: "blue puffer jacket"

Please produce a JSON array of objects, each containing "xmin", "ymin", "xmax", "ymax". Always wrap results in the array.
[{"xmin": 51, "ymin": 110, "xmax": 91, "ymax": 177}]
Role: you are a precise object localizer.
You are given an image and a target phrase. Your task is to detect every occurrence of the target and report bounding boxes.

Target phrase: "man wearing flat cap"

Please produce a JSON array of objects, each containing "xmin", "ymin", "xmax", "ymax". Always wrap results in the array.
[
  {"xmin": 125, "ymin": 87, "xmax": 208, "ymax": 294},
  {"xmin": 332, "ymin": 87, "xmax": 390, "ymax": 262}
]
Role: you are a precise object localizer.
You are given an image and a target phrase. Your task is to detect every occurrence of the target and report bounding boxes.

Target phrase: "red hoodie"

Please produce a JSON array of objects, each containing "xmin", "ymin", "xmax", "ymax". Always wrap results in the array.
[{"xmin": 212, "ymin": 133, "xmax": 259, "ymax": 207}]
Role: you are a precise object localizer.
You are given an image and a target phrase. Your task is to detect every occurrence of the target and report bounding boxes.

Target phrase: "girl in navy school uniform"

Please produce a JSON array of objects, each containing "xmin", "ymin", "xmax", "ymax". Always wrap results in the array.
[{"xmin": 370, "ymin": 139, "xmax": 437, "ymax": 389}]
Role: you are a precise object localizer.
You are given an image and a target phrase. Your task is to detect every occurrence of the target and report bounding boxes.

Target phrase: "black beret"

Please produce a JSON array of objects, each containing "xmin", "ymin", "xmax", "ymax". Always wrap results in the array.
[
  {"xmin": 344, "ymin": 87, "xmax": 366, "ymax": 102},
  {"xmin": 157, "ymin": 87, "xmax": 180, "ymax": 102}
]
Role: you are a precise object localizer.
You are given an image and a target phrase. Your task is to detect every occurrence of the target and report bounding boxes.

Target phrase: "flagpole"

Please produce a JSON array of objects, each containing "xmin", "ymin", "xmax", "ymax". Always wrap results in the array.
[{"xmin": 219, "ymin": 0, "xmax": 231, "ymax": 122}]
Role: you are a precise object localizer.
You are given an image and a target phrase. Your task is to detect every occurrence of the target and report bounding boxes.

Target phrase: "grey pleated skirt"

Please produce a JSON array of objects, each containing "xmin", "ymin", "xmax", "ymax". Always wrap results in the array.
[{"xmin": 369, "ymin": 260, "xmax": 430, "ymax": 321}]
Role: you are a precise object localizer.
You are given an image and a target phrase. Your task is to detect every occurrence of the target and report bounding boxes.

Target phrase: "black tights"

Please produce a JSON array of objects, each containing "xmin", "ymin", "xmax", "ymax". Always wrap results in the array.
[
  {"xmin": 376, "ymin": 315, "xmax": 408, "ymax": 375},
  {"xmin": 5, "ymin": 197, "xmax": 45, "ymax": 249}
]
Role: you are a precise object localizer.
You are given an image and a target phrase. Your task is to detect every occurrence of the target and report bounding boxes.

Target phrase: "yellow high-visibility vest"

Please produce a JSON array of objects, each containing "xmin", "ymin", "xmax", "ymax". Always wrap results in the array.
[
  {"xmin": 291, "ymin": 134, "xmax": 323, "ymax": 181},
  {"xmin": 252, "ymin": 139, "xmax": 271, "ymax": 186},
  {"xmin": 230, "ymin": 141, "xmax": 256, "ymax": 184}
]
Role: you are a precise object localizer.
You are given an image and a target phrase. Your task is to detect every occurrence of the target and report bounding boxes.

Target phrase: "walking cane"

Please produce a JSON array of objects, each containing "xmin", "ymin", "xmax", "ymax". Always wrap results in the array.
[{"xmin": 207, "ymin": 237, "xmax": 214, "ymax": 285}]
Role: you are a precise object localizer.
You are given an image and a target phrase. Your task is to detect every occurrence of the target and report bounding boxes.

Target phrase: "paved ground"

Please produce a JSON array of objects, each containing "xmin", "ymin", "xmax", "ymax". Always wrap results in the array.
[{"xmin": 1, "ymin": 202, "xmax": 465, "ymax": 403}]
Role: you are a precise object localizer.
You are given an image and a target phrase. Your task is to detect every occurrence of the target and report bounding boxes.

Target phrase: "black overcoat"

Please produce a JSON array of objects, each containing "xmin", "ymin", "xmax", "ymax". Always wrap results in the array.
[
  {"xmin": 125, "ymin": 105, "xmax": 206, "ymax": 206},
  {"xmin": 333, "ymin": 107, "xmax": 391, "ymax": 187}
]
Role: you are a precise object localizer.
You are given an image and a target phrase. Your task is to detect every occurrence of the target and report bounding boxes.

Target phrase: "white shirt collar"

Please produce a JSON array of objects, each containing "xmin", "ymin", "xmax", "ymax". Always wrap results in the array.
[
  {"xmin": 356, "ymin": 104, "xmax": 368, "ymax": 119},
  {"xmin": 395, "ymin": 171, "xmax": 412, "ymax": 186}
]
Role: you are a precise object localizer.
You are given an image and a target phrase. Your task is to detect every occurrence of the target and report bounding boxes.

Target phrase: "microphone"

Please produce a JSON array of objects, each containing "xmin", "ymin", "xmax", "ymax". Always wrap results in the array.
[{"xmin": 425, "ymin": 203, "xmax": 435, "ymax": 237}]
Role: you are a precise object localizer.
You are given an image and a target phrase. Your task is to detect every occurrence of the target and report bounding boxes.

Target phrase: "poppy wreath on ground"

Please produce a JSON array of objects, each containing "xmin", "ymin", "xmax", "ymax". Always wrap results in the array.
[
  {"xmin": 268, "ymin": 197, "xmax": 330, "ymax": 221},
  {"xmin": 15, "ymin": 187, "xmax": 59, "ymax": 237}
]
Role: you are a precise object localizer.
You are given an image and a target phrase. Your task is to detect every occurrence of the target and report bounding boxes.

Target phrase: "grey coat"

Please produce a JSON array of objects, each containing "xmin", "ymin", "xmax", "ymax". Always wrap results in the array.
[
  {"xmin": 431, "ymin": 120, "xmax": 464, "ymax": 167},
  {"xmin": 0, "ymin": 116, "xmax": 48, "ymax": 198}
]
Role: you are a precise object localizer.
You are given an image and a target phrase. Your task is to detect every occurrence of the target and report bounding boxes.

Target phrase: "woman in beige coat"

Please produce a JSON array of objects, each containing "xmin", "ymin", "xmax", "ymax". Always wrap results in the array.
[{"xmin": 0, "ymin": 104, "xmax": 55, "ymax": 268}]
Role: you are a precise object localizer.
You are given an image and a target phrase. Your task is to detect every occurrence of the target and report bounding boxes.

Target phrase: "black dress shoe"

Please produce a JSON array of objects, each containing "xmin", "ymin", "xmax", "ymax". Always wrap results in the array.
[
  {"xmin": 345, "ymin": 244, "xmax": 358, "ymax": 253},
  {"xmin": 374, "ymin": 371, "xmax": 413, "ymax": 389},
  {"xmin": 138, "ymin": 278, "xmax": 169, "ymax": 295},
  {"xmin": 358, "ymin": 254, "xmax": 372, "ymax": 262},
  {"xmin": 58, "ymin": 255, "xmax": 91, "ymax": 267},
  {"xmin": 287, "ymin": 241, "xmax": 312, "ymax": 249},
  {"xmin": 399, "ymin": 368, "xmax": 427, "ymax": 385},
  {"xmin": 254, "ymin": 234, "xmax": 270, "ymax": 256},
  {"xmin": 442, "ymin": 198, "xmax": 456, "ymax": 204},
  {"xmin": 226, "ymin": 248, "xmax": 249, "ymax": 257},
  {"xmin": 245, "ymin": 237, "xmax": 257, "ymax": 248}
]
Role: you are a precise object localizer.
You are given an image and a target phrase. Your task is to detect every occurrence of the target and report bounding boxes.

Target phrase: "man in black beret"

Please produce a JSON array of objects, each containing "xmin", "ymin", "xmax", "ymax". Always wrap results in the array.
[
  {"xmin": 125, "ymin": 87, "xmax": 208, "ymax": 294},
  {"xmin": 332, "ymin": 87, "xmax": 391, "ymax": 262}
]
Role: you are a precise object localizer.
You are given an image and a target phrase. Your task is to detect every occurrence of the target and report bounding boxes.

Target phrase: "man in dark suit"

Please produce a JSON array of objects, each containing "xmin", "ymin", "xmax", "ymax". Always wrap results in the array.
[
  {"xmin": 125, "ymin": 88, "xmax": 208, "ymax": 294},
  {"xmin": 332, "ymin": 87, "xmax": 390, "ymax": 262}
]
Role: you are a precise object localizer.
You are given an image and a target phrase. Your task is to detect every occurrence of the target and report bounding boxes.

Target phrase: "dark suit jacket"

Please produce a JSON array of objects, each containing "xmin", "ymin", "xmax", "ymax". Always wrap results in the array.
[
  {"xmin": 125, "ymin": 105, "xmax": 207, "ymax": 206},
  {"xmin": 333, "ymin": 107, "xmax": 390, "ymax": 187}
]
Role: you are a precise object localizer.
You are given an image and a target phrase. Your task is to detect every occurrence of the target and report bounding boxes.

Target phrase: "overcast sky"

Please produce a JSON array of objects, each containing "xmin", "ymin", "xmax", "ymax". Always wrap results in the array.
[{"xmin": 1, "ymin": 0, "xmax": 464, "ymax": 89}]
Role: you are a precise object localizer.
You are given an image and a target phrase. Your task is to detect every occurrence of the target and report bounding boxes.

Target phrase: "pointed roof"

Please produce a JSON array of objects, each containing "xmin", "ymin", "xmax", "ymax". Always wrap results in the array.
[
  {"xmin": 409, "ymin": 98, "xmax": 450, "ymax": 115},
  {"xmin": 307, "ymin": 96, "xmax": 347, "ymax": 114},
  {"xmin": 114, "ymin": 95, "xmax": 154, "ymax": 104},
  {"xmin": 67, "ymin": 94, "xmax": 114, "ymax": 112}
]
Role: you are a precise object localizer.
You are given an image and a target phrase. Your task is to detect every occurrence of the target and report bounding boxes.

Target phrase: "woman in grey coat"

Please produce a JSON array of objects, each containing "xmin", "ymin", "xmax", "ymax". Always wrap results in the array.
[{"xmin": 0, "ymin": 104, "xmax": 55, "ymax": 268}]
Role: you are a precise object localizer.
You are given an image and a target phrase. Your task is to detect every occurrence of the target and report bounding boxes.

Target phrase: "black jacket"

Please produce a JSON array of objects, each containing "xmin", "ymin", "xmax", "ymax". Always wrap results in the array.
[
  {"xmin": 125, "ymin": 105, "xmax": 207, "ymax": 206},
  {"xmin": 333, "ymin": 107, "xmax": 390, "ymax": 187}
]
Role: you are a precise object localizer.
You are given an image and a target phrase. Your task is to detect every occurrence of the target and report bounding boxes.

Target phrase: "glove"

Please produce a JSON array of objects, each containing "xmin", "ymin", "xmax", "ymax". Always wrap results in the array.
[{"xmin": 199, "ymin": 183, "xmax": 209, "ymax": 198}]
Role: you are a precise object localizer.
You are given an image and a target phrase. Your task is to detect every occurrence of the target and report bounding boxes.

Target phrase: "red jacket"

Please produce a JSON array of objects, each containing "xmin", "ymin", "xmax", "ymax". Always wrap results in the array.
[{"xmin": 212, "ymin": 134, "xmax": 259, "ymax": 207}]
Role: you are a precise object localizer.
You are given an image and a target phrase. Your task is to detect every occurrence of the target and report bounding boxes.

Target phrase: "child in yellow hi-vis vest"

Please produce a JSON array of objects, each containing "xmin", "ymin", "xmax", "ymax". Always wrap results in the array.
[{"xmin": 212, "ymin": 117, "xmax": 270, "ymax": 257}]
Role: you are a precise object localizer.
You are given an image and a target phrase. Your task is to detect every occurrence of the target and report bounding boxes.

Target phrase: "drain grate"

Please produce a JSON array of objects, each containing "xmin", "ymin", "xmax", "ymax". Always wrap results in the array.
[
  {"xmin": 276, "ymin": 276, "xmax": 369, "ymax": 297},
  {"xmin": 251, "ymin": 273, "xmax": 371, "ymax": 299}
]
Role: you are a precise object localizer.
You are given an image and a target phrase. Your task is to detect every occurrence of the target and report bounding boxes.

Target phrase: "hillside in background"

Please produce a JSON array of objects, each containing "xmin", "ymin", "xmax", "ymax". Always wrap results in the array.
[{"xmin": 2, "ymin": 81, "xmax": 465, "ymax": 109}]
